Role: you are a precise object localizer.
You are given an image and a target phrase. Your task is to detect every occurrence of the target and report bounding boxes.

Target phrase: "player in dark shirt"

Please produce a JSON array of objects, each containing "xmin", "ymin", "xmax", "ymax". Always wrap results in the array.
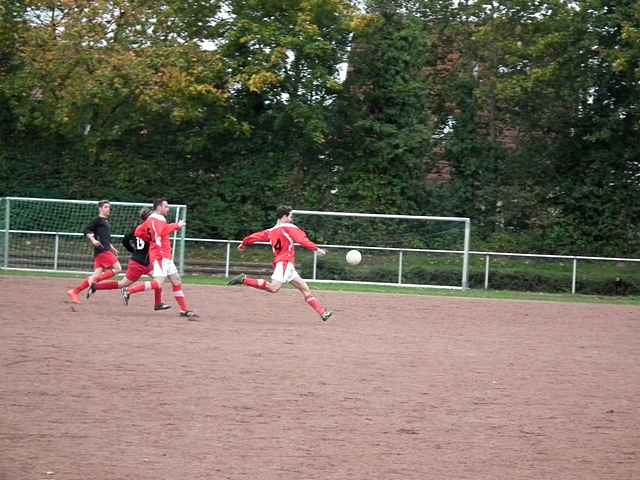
[
  {"xmin": 84, "ymin": 217, "xmax": 113, "ymax": 255},
  {"xmin": 67, "ymin": 200, "xmax": 122, "ymax": 304},
  {"xmin": 122, "ymin": 229, "xmax": 150, "ymax": 265},
  {"xmin": 86, "ymin": 208, "xmax": 170, "ymax": 311}
]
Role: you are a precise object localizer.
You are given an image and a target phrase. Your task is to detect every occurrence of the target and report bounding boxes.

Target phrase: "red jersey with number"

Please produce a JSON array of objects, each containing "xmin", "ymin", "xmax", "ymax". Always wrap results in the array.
[
  {"xmin": 134, "ymin": 213, "xmax": 181, "ymax": 262},
  {"xmin": 240, "ymin": 223, "xmax": 319, "ymax": 265}
]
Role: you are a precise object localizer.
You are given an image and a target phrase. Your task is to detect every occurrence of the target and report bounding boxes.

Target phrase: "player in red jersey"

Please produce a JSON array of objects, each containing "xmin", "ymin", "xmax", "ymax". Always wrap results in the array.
[
  {"xmin": 66, "ymin": 200, "xmax": 122, "ymax": 304},
  {"xmin": 86, "ymin": 208, "xmax": 171, "ymax": 311},
  {"xmin": 228, "ymin": 205, "xmax": 333, "ymax": 321},
  {"xmin": 121, "ymin": 198, "xmax": 198, "ymax": 319}
]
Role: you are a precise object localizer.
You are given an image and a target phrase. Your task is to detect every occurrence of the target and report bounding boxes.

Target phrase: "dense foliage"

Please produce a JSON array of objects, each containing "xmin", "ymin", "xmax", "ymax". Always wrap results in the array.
[{"xmin": 1, "ymin": 0, "xmax": 639, "ymax": 256}]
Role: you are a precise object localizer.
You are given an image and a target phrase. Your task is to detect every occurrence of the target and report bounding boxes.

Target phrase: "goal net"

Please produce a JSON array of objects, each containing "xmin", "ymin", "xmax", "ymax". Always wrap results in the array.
[
  {"xmin": 291, "ymin": 210, "xmax": 471, "ymax": 289},
  {"xmin": 0, "ymin": 197, "xmax": 187, "ymax": 274}
]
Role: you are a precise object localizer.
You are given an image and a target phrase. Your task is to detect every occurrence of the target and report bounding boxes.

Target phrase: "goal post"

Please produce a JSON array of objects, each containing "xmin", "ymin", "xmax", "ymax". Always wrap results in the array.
[
  {"xmin": 0, "ymin": 197, "xmax": 187, "ymax": 275},
  {"xmin": 292, "ymin": 209, "xmax": 471, "ymax": 290}
]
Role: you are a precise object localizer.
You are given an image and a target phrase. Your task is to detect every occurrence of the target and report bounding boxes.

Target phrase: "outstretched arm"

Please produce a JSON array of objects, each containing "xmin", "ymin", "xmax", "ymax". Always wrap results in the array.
[
  {"xmin": 238, "ymin": 230, "xmax": 269, "ymax": 252},
  {"xmin": 290, "ymin": 228, "xmax": 325, "ymax": 254},
  {"xmin": 163, "ymin": 219, "xmax": 185, "ymax": 236}
]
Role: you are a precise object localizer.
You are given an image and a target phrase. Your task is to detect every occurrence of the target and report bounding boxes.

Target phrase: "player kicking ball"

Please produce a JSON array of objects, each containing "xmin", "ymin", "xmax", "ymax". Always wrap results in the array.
[{"xmin": 228, "ymin": 205, "xmax": 333, "ymax": 321}]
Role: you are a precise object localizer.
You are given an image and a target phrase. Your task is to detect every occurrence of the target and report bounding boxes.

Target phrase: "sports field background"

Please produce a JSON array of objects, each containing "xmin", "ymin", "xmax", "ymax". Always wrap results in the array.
[{"xmin": 1, "ymin": 277, "xmax": 639, "ymax": 479}]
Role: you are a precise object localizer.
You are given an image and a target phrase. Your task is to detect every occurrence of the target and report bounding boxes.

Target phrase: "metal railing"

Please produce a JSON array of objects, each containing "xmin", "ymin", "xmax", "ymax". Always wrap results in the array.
[
  {"xmin": 2, "ymin": 231, "xmax": 639, "ymax": 294},
  {"xmin": 474, "ymin": 251, "xmax": 640, "ymax": 294},
  {"xmin": 185, "ymin": 238, "xmax": 469, "ymax": 290},
  {"xmin": 182, "ymin": 237, "xmax": 640, "ymax": 294}
]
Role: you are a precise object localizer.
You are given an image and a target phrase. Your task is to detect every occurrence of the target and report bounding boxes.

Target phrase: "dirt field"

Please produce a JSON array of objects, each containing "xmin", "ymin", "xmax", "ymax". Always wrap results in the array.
[{"xmin": 1, "ymin": 276, "xmax": 639, "ymax": 480}]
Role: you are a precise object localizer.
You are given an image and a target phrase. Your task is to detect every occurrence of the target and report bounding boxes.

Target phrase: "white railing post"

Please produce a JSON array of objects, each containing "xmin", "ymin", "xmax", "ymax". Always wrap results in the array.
[
  {"xmin": 178, "ymin": 206, "xmax": 187, "ymax": 275},
  {"xmin": 398, "ymin": 251, "xmax": 404, "ymax": 284},
  {"xmin": 3, "ymin": 198, "xmax": 9, "ymax": 268},
  {"xmin": 572, "ymin": 258, "xmax": 577, "ymax": 294},
  {"xmin": 225, "ymin": 242, "xmax": 231, "ymax": 278},
  {"xmin": 54, "ymin": 234, "xmax": 60, "ymax": 270},
  {"xmin": 484, "ymin": 254, "xmax": 490, "ymax": 289},
  {"xmin": 313, "ymin": 251, "xmax": 317, "ymax": 280},
  {"xmin": 462, "ymin": 219, "xmax": 471, "ymax": 289}
]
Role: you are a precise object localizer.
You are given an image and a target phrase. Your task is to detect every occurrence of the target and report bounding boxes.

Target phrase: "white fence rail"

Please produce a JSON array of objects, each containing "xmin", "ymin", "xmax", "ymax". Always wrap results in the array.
[
  {"xmin": 183, "ymin": 238, "xmax": 640, "ymax": 294},
  {"xmin": 2, "ymin": 231, "xmax": 639, "ymax": 294}
]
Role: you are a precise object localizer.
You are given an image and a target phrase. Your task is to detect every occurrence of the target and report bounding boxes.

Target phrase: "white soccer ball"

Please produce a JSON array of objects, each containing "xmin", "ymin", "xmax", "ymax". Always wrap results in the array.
[{"xmin": 346, "ymin": 249, "xmax": 362, "ymax": 266}]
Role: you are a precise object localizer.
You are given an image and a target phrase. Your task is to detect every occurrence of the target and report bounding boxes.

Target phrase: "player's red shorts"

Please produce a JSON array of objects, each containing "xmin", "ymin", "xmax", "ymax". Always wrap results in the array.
[
  {"xmin": 125, "ymin": 259, "xmax": 153, "ymax": 282},
  {"xmin": 93, "ymin": 251, "xmax": 119, "ymax": 270}
]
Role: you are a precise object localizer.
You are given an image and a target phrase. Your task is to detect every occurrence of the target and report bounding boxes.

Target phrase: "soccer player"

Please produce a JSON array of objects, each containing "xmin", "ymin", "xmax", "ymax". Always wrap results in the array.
[
  {"xmin": 66, "ymin": 200, "xmax": 122, "ymax": 304},
  {"xmin": 87, "ymin": 207, "xmax": 171, "ymax": 311},
  {"xmin": 121, "ymin": 198, "xmax": 198, "ymax": 319},
  {"xmin": 227, "ymin": 205, "xmax": 333, "ymax": 321}
]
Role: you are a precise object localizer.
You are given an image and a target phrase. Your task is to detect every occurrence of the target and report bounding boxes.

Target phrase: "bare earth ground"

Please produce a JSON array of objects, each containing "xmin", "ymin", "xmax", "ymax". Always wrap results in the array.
[{"xmin": 0, "ymin": 277, "xmax": 639, "ymax": 480}]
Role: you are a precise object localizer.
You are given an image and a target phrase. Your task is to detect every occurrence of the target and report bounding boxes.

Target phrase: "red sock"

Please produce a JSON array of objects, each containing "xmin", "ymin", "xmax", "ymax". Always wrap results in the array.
[
  {"xmin": 154, "ymin": 286, "xmax": 162, "ymax": 305},
  {"xmin": 304, "ymin": 293, "xmax": 326, "ymax": 315},
  {"xmin": 129, "ymin": 280, "xmax": 160, "ymax": 295},
  {"xmin": 95, "ymin": 271, "xmax": 116, "ymax": 282},
  {"xmin": 244, "ymin": 277, "xmax": 271, "ymax": 291},
  {"xmin": 73, "ymin": 278, "xmax": 90, "ymax": 294},
  {"xmin": 96, "ymin": 280, "xmax": 119, "ymax": 290},
  {"xmin": 173, "ymin": 284, "xmax": 189, "ymax": 311}
]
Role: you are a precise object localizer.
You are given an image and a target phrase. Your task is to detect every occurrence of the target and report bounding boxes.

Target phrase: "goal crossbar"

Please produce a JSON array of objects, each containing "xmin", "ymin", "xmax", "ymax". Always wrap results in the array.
[
  {"xmin": 293, "ymin": 209, "xmax": 469, "ymax": 222},
  {"xmin": 4, "ymin": 197, "xmax": 186, "ymax": 208}
]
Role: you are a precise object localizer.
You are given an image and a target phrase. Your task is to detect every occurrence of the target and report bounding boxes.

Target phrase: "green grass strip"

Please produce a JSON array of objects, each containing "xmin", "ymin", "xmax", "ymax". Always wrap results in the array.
[{"xmin": 4, "ymin": 269, "xmax": 639, "ymax": 306}]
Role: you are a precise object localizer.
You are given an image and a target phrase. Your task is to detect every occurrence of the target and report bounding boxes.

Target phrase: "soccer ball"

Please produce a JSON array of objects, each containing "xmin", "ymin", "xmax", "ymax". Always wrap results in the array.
[{"xmin": 346, "ymin": 249, "xmax": 362, "ymax": 266}]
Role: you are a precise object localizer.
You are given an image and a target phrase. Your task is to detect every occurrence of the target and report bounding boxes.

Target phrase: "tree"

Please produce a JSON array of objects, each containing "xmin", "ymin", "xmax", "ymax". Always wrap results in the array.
[
  {"xmin": 199, "ymin": 0, "xmax": 355, "ymax": 235},
  {"xmin": 1, "ymin": 0, "xmax": 355, "ymax": 238},
  {"xmin": 330, "ymin": 1, "xmax": 433, "ymax": 215},
  {"xmin": 424, "ymin": 0, "xmax": 640, "ymax": 255}
]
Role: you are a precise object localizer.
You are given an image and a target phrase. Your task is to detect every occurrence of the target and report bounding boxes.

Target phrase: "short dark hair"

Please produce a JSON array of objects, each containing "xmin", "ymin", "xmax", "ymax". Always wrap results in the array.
[
  {"xmin": 98, "ymin": 200, "xmax": 110, "ymax": 208},
  {"xmin": 139, "ymin": 207, "xmax": 152, "ymax": 221},
  {"xmin": 153, "ymin": 198, "xmax": 167, "ymax": 210},
  {"xmin": 276, "ymin": 205, "xmax": 292, "ymax": 220}
]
